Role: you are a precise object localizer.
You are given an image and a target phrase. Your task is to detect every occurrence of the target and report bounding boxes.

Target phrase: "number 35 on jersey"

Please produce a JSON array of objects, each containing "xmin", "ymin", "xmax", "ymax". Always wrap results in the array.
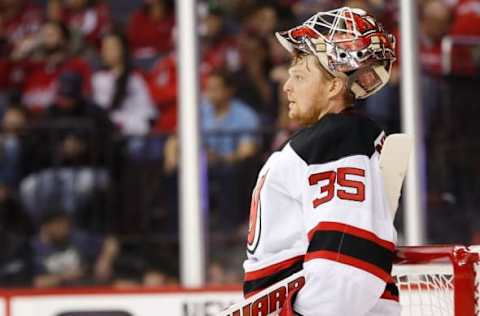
[{"xmin": 309, "ymin": 167, "xmax": 366, "ymax": 208}]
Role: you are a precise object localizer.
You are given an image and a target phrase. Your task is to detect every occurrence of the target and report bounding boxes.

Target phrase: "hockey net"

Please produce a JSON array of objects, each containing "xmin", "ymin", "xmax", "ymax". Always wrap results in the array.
[{"xmin": 393, "ymin": 245, "xmax": 480, "ymax": 316}]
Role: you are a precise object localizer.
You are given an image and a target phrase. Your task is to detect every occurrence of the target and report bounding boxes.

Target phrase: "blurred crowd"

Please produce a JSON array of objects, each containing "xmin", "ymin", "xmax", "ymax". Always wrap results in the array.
[{"xmin": 0, "ymin": 0, "xmax": 480, "ymax": 289}]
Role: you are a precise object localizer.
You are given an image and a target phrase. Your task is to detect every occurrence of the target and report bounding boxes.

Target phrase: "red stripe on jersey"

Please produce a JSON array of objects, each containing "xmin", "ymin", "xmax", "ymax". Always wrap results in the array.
[
  {"xmin": 307, "ymin": 221, "xmax": 395, "ymax": 252},
  {"xmin": 244, "ymin": 255, "xmax": 304, "ymax": 282},
  {"xmin": 380, "ymin": 290, "xmax": 400, "ymax": 302},
  {"xmin": 304, "ymin": 250, "xmax": 391, "ymax": 282}
]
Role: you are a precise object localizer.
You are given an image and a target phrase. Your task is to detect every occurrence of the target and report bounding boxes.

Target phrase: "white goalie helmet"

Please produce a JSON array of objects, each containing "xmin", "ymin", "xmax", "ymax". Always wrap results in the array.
[{"xmin": 276, "ymin": 7, "xmax": 396, "ymax": 99}]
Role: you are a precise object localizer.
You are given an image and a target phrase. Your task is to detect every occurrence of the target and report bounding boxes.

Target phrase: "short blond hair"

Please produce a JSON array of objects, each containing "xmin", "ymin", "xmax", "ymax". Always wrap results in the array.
[{"xmin": 292, "ymin": 52, "xmax": 333, "ymax": 79}]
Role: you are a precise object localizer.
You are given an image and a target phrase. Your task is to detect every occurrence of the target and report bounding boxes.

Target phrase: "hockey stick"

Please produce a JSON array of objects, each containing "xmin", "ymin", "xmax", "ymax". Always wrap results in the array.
[
  {"xmin": 217, "ymin": 134, "xmax": 412, "ymax": 316},
  {"xmin": 379, "ymin": 133, "xmax": 412, "ymax": 218},
  {"xmin": 218, "ymin": 270, "xmax": 305, "ymax": 316}
]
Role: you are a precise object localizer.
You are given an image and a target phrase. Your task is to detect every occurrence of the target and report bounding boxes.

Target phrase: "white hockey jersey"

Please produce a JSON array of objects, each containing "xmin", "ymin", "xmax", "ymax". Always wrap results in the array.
[{"xmin": 243, "ymin": 110, "xmax": 400, "ymax": 316}]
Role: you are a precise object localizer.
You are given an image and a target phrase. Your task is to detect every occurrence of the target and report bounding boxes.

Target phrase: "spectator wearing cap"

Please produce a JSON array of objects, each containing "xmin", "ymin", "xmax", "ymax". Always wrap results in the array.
[
  {"xmin": 18, "ymin": 69, "xmax": 111, "ymax": 177},
  {"xmin": 31, "ymin": 210, "xmax": 119, "ymax": 287},
  {"xmin": 47, "ymin": 71, "xmax": 114, "ymax": 166},
  {"xmin": 19, "ymin": 71, "xmax": 113, "ymax": 227},
  {"xmin": 50, "ymin": 72, "xmax": 109, "ymax": 120}
]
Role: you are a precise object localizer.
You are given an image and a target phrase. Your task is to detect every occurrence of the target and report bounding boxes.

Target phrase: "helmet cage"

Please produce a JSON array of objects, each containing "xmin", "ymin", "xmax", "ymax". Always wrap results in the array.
[{"xmin": 276, "ymin": 7, "xmax": 396, "ymax": 99}]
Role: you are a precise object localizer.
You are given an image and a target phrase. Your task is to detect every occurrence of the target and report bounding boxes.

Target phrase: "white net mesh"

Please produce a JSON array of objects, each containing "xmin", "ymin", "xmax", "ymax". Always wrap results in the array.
[{"xmin": 393, "ymin": 263, "xmax": 454, "ymax": 316}]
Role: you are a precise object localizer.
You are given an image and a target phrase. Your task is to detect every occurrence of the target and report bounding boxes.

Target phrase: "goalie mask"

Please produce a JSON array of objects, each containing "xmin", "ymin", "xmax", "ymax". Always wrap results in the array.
[{"xmin": 276, "ymin": 7, "xmax": 396, "ymax": 99}]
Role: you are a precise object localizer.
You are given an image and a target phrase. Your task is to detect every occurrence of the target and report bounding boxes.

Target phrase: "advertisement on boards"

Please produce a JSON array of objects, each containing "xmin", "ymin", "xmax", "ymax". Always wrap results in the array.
[{"xmin": 9, "ymin": 291, "xmax": 242, "ymax": 316}]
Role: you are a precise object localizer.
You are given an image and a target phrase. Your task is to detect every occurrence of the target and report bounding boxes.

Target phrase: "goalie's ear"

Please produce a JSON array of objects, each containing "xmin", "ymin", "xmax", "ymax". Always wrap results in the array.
[
  {"xmin": 327, "ymin": 77, "xmax": 343, "ymax": 97},
  {"xmin": 327, "ymin": 73, "xmax": 349, "ymax": 102},
  {"xmin": 379, "ymin": 134, "xmax": 413, "ymax": 218}
]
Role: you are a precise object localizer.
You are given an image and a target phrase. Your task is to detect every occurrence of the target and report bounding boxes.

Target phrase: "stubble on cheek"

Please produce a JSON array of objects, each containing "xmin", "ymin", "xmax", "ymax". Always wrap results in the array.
[{"xmin": 288, "ymin": 109, "xmax": 296, "ymax": 121}]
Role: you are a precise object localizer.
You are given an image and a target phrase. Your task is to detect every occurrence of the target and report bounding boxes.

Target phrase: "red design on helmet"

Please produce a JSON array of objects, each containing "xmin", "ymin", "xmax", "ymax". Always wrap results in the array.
[{"xmin": 275, "ymin": 7, "xmax": 396, "ymax": 99}]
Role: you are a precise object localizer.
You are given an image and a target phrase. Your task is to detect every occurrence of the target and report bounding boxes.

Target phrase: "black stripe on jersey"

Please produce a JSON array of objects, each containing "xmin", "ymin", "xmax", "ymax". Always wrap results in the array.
[
  {"xmin": 243, "ymin": 260, "xmax": 304, "ymax": 296},
  {"xmin": 307, "ymin": 230, "xmax": 394, "ymax": 277},
  {"xmin": 385, "ymin": 282, "xmax": 399, "ymax": 298},
  {"xmin": 290, "ymin": 110, "xmax": 383, "ymax": 165},
  {"xmin": 381, "ymin": 282, "xmax": 400, "ymax": 301}
]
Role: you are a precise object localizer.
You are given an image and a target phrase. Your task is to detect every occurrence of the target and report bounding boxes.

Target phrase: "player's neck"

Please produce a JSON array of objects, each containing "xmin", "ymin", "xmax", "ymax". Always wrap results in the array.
[{"xmin": 317, "ymin": 100, "xmax": 348, "ymax": 121}]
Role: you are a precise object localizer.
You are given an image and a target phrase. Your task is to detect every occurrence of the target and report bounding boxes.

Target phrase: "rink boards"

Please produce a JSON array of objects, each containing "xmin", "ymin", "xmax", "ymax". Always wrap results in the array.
[
  {"xmin": 1, "ymin": 288, "xmax": 242, "ymax": 316},
  {"xmin": 0, "ymin": 287, "xmax": 457, "ymax": 316}
]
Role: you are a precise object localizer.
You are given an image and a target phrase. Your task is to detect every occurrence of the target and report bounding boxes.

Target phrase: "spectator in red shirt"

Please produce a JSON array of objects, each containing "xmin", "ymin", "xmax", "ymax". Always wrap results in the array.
[
  {"xmin": 419, "ymin": 0, "xmax": 452, "ymax": 77},
  {"xmin": 444, "ymin": 0, "xmax": 480, "ymax": 75},
  {"xmin": 15, "ymin": 21, "xmax": 92, "ymax": 114},
  {"xmin": 199, "ymin": 9, "xmax": 241, "ymax": 81},
  {"xmin": 0, "ymin": 0, "xmax": 43, "ymax": 54},
  {"xmin": 449, "ymin": 0, "xmax": 480, "ymax": 36},
  {"xmin": 148, "ymin": 8, "xmax": 247, "ymax": 133},
  {"xmin": 126, "ymin": 0, "xmax": 175, "ymax": 60},
  {"xmin": 52, "ymin": 0, "xmax": 111, "ymax": 49},
  {"xmin": 0, "ymin": 0, "xmax": 43, "ymax": 92},
  {"xmin": 148, "ymin": 53, "xmax": 177, "ymax": 133}
]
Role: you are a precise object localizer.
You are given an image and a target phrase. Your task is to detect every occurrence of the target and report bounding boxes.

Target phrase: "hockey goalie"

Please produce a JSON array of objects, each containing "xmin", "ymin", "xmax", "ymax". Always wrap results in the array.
[{"xmin": 222, "ymin": 7, "xmax": 406, "ymax": 316}]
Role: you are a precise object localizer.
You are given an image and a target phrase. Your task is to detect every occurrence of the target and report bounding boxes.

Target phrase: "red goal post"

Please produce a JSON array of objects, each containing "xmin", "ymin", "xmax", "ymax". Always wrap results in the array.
[{"xmin": 393, "ymin": 245, "xmax": 480, "ymax": 316}]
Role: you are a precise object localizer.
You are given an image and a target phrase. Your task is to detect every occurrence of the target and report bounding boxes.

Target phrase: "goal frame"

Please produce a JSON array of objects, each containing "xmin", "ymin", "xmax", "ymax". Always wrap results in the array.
[{"xmin": 394, "ymin": 245, "xmax": 480, "ymax": 316}]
